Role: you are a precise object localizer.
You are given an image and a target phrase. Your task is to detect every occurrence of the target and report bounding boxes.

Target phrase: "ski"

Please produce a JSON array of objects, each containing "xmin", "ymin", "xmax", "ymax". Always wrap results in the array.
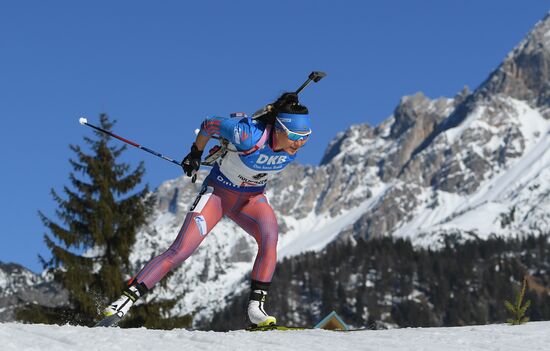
[
  {"xmin": 94, "ymin": 314, "xmax": 123, "ymax": 328},
  {"xmin": 246, "ymin": 324, "xmax": 309, "ymax": 332},
  {"xmin": 245, "ymin": 324, "xmax": 370, "ymax": 332}
]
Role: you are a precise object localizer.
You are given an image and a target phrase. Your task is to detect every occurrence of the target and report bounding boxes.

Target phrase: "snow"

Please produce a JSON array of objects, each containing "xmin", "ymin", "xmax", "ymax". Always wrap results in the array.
[
  {"xmin": 393, "ymin": 97, "xmax": 550, "ymax": 245},
  {"xmin": 1, "ymin": 322, "xmax": 550, "ymax": 351},
  {"xmin": 450, "ymin": 99, "xmax": 550, "ymax": 207},
  {"xmin": 444, "ymin": 106, "xmax": 486, "ymax": 144},
  {"xmin": 278, "ymin": 182, "xmax": 388, "ymax": 258},
  {"xmin": 278, "ymin": 201, "xmax": 369, "ymax": 258}
]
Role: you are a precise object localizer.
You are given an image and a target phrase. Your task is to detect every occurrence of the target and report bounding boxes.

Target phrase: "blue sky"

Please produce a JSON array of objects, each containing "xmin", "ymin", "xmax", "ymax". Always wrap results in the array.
[{"xmin": 1, "ymin": 1, "xmax": 548, "ymax": 272}]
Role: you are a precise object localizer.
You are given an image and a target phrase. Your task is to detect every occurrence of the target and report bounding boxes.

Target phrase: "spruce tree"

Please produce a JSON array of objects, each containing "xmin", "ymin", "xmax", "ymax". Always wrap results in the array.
[
  {"xmin": 504, "ymin": 276, "xmax": 531, "ymax": 325},
  {"xmin": 16, "ymin": 114, "xmax": 191, "ymax": 328}
]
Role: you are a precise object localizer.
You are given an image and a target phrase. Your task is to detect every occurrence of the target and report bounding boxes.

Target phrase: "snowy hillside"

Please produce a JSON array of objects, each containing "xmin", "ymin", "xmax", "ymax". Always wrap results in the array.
[
  {"xmin": 1, "ymin": 321, "xmax": 549, "ymax": 351},
  {"xmin": 0, "ymin": 263, "xmax": 66, "ymax": 322},
  {"xmin": 0, "ymin": 263, "xmax": 42, "ymax": 295},
  {"xmin": 391, "ymin": 97, "xmax": 550, "ymax": 247}
]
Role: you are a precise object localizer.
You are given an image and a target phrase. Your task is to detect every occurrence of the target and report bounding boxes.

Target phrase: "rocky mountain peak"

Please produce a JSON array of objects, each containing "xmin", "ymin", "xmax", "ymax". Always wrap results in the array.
[
  {"xmin": 390, "ymin": 92, "xmax": 432, "ymax": 138},
  {"xmin": 319, "ymin": 91, "xmax": 455, "ymax": 171},
  {"xmin": 478, "ymin": 12, "xmax": 550, "ymax": 112}
]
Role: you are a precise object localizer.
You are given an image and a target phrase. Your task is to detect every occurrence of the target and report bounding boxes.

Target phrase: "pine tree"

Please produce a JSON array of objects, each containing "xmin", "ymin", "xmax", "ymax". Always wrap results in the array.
[
  {"xmin": 504, "ymin": 276, "xmax": 531, "ymax": 325},
  {"xmin": 16, "ymin": 114, "xmax": 190, "ymax": 328}
]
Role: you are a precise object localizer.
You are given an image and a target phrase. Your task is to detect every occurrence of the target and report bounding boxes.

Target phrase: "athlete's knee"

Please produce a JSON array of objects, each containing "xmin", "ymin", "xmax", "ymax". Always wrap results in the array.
[
  {"xmin": 263, "ymin": 227, "xmax": 278, "ymax": 246},
  {"xmin": 257, "ymin": 233, "xmax": 278, "ymax": 263}
]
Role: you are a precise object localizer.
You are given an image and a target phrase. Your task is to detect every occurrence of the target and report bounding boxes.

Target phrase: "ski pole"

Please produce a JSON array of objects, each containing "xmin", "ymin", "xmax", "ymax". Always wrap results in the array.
[
  {"xmin": 79, "ymin": 117, "xmax": 181, "ymax": 166},
  {"xmin": 78, "ymin": 117, "xmax": 199, "ymax": 182}
]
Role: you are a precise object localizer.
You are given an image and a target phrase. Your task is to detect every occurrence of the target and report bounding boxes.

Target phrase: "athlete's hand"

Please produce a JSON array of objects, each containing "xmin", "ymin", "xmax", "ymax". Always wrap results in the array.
[{"xmin": 181, "ymin": 143, "xmax": 203, "ymax": 182}]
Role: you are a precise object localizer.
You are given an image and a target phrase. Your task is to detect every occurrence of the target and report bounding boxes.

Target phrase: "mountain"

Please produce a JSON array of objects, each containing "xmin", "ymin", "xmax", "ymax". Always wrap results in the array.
[{"xmin": 0, "ymin": 262, "xmax": 67, "ymax": 322}]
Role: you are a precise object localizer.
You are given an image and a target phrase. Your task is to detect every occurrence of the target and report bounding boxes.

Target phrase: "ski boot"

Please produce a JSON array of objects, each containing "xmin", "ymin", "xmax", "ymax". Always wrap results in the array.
[
  {"xmin": 95, "ymin": 282, "xmax": 148, "ymax": 327},
  {"xmin": 247, "ymin": 280, "xmax": 277, "ymax": 327}
]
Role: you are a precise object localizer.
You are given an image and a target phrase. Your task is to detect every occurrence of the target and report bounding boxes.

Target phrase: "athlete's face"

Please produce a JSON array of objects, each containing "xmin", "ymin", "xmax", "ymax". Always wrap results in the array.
[{"xmin": 274, "ymin": 129, "xmax": 308, "ymax": 155}]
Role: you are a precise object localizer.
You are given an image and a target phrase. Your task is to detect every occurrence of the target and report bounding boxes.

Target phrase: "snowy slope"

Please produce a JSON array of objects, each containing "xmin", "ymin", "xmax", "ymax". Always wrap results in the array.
[
  {"xmin": 0, "ymin": 263, "xmax": 42, "ymax": 296},
  {"xmin": 391, "ymin": 97, "xmax": 550, "ymax": 246},
  {"xmin": 0, "ymin": 263, "xmax": 67, "ymax": 322},
  {"xmin": 1, "ymin": 322, "xmax": 549, "ymax": 351}
]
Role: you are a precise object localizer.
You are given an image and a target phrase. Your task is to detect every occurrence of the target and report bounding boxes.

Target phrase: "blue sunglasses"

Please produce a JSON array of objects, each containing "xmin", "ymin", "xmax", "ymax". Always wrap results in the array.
[{"xmin": 276, "ymin": 118, "xmax": 311, "ymax": 141}]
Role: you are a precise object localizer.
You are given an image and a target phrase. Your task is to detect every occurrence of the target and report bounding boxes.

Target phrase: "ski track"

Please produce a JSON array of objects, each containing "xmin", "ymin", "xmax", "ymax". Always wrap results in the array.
[{"xmin": 1, "ymin": 321, "xmax": 549, "ymax": 351}]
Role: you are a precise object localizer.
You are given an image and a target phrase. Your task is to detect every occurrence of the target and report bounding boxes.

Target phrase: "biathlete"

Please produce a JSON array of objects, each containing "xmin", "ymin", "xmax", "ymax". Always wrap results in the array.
[{"xmin": 101, "ymin": 92, "xmax": 313, "ymax": 327}]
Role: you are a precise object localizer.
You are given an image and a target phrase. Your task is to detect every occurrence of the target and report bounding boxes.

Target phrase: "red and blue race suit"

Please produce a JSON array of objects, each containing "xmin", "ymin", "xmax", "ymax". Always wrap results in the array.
[{"xmin": 133, "ymin": 116, "xmax": 296, "ymax": 288}]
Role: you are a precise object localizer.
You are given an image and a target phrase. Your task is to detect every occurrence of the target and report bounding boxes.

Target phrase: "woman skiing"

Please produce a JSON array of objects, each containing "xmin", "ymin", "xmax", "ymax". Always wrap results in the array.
[{"xmin": 100, "ymin": 92, "xmax": 312, "ymax": 328}]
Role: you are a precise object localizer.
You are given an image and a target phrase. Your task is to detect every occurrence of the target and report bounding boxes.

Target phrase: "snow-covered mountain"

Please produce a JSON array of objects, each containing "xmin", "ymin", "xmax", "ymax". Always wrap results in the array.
[
  {"xmin": 3, "ymin": 12, "xmax": 550, "ymax": 329},
  {"xmin": 124, "ymin": 13, "xmax": 550, "ymax": 327},
  {"xmin": 0, "ymin": 262, "xmax": 66, "ymax": 322}
]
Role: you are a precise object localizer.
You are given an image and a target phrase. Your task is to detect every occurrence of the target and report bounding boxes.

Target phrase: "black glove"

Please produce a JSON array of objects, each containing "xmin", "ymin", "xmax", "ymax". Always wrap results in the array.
[{"xmin": 181, "ymin": 143, "xmax": 203, "ymax": 178}]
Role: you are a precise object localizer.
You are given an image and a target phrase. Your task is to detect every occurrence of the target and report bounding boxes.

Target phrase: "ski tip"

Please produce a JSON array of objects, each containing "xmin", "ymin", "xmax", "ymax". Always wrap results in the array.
[
  {"xmin": 94, "ymin": 314, "xmax": 121, "ymax": 328},
  {"xmin": 194, "ymin": 128, "xmax": 200, "ymax": 135},
  {"xmin": 79, "ymin": 117, "xmax": 88, "ymax": 125}
]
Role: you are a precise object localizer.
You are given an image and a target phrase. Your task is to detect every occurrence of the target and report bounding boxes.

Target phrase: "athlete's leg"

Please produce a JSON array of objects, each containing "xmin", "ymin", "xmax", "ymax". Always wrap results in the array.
[
  {"xmin": 229, "ymin": 194, "xmax": 279, "ymax": 283},
  {"xmin": 101, "ymin": 183, "xmax": 241, "ymax": 322},
  {"xmin": 133, "ymin": 184, "xmax": 224, "ymax": 289},
  {"xmin": 228, "ymin": 193, "xmax": 278, "ymax": 326}
]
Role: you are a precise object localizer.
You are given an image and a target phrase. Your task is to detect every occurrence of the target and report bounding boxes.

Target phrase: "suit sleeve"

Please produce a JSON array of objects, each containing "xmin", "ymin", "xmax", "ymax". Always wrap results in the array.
[{"xmin": 199, "ymin": 116, "xmax": 262, "ymax": 151}]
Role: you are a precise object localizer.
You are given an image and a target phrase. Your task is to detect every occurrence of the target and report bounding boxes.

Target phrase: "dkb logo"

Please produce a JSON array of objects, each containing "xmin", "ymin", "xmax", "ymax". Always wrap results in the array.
[{"xmin": 256, "ymin": 155, "xmax": 288, "ymax": 165}]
